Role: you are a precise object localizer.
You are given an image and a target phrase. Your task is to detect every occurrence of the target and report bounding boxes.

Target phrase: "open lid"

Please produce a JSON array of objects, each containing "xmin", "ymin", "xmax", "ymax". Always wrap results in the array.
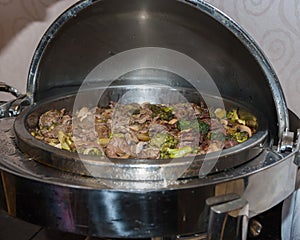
[{"xmin": 26, "ymin": 0, "xmax": 289, "ymax": 143}]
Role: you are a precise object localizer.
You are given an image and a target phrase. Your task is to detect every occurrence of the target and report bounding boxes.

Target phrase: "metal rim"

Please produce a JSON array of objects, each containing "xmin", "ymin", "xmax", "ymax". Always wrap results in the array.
[{"xmin": 14, "ymin": 90, "xmax": 269, "ymax": 181}]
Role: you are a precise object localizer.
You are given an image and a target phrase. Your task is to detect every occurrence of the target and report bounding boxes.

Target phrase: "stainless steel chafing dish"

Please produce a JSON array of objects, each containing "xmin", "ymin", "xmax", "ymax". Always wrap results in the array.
[{"xmin": 0, "ymin": 0, "xmax": 299, "ymax": 239}]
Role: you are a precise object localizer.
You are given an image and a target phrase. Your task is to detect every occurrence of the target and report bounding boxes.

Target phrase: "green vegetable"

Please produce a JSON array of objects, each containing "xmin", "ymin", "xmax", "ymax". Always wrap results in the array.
[
  {"xmin": 163, "ymin": 134, "xmax": 178, "ymax": 149},
  {"xmin": 237, "ymin": 109, "xmax": 258, "ymax": 128},
  {"xmin": 177, "ymin": 119, "xmax": 195, "ymax": 131},
  {"xmin": 154, "ymin": 134, "xmax": 179, "ymax": 159},
  {"xmin": 198, "ymin": 120, "xmax": 210, "ymax": 135},
  {"xmin": 226, "ymin": 109, "xmax": 245, "ymax": 125},
  {"xmin": 209, "ymin": 131, "xmax": 225, "ymax": 141},
  {"xmin": 161, "ymin": 146, "xmax": 193, "ymax": 159},
  {"xmin": 226, "ymin": 109, "xmax": 239, "ymax": 122},
  {"xmin": 150, "ymin": 133, "xmax": 178, "ymax": 149},
  {"xmin": 233, "ymin": 131, "xmax": 248, "ymax": 143},
  {"xmin": 150, "ymin": 133, "xmax": 167, "ymax": 148},
  {"xmin": 177, "ymin": 119, "xmax": 210, "ymax": 135},
  {"xmin": 58, "ymin": 131, "xmax": 72, "ymax": 151},
  {"xmin": 83, "ymin": 147, "xmax": 102, "ymax": 156},
  {"xmin": 149, "ymin": 104, "xmax": 174, "ymax": 121}
]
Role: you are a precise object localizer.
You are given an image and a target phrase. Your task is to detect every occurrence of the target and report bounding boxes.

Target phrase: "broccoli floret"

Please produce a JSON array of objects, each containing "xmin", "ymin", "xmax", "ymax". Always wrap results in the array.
[
  {"xmin": 163, "ymin": 134, "xmax": 178, "ymax": 148},
  {"xmin": 237, "ymin": 109, "xmax": 258, "ymax": 129},
  {"xmin": 227, "ymin": 109, "xmax": 239, "ymax": 122},
  {"xmin": 226, "ymin": 109, "xmax": 246, "ymax": 125},
  {"xmin": 198, "ymin": 120, "xmax": 210, "ymax": 135},
  {"xmin": 157, "ymin": 134, "xmax": 179, "ymax": 159},
  {"xmin": 150, "ymin": 133, "xmax": 178, "ymax": 149},
  {"xmin": 160, "ymin": 149, "xmax": 169, "ymax": 159},
  {"xmin": 177, "ymin": 119, "xmax": 210, "ymax": 135},
  {"xmin": 150, "ymin": 133, "xmax": 167, "ymax": 148},
  {"xmin": 161, "ymin": 107, "xmax": 174, "ymax": 120},
  {"xmin": 149, "ymin": 104, "xmax": 174, "ymax": 121},
  {"xmin": 161, "ymin": 146, "xmax": 193, "ymax": 159},
  {"xmin": 233, "ymin": 131, "xmax": 248, "ymax": 143},
  {"xmin": 209, "ymin": 131, "xmax": 225, "ymax": 141},
  {"xmin": 177, "ymin": 119, "xmax": 195, "ymax": 130}
]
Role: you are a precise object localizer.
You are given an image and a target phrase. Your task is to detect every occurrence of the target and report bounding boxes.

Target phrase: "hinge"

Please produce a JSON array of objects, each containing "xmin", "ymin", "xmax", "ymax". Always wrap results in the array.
[{"xmin": 278, "ymin": 129, "xmax": 299, "ymax": 153}]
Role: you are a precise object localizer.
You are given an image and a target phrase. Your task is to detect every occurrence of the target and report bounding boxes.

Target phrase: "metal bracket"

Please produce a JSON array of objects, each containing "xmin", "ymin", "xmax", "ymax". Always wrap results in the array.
[
  {"xmin": 278, "ymin": 129, "xmax": 295, "ymax": 152},
  {"xmin": 206, "ymin": 194, "xmax": 249, "ymax": 240}
]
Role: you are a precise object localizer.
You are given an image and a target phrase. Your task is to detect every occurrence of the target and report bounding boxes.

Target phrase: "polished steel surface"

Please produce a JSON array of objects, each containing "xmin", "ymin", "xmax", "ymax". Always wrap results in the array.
[
  {"xmin": 27, "ymin": 0, "xmax": 288, "ymax": 143},
  {"xmin": 0, "ymin": 0, "xmax": 299, "ymax": 238},
  {"xmin": 0, "ymin": 117, "xmax": 299, "ymax": 238},
  {"xmin": 208, "ymin": 197, "xmax": 248, "ymax": 240}
]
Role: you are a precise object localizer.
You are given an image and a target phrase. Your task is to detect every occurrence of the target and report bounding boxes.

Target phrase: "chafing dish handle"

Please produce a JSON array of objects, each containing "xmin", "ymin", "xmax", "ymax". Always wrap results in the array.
[
  {"xmin": 0, "ymin": 82, "xmax": 30, "ymax": 118},
  {"xmin": 207, "ymin": 195, "xmax": 249, "ymax": 240},
  {"xmin": 0, "ymin": 82, "xmax": 22, "ymax": 98}
]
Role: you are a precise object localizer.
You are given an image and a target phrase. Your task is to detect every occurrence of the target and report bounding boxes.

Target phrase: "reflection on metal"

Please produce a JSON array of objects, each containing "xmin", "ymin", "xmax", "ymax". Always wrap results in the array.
[
  {"xmin": 0, "ymin": 0, "xmax": 299, "ymax": 238},
  {"xmin": 152, "ymin": 238, "xmax": 164, "ymax": 240},
  {"xmin": 27, "ymin": 0, "xmax": 288, "ymax": 143},
  {"xmin": 1, "ymin": 172, "xmax": 16, "ymax": 216},
  {"xmin": 215, "ymin": 180, "xmax": 245, "ymax": 198},
  {"xmin": 207, "ymin": 194, "xmax": 249, "ymax": 240},
  {"xmin": 0, "ymin": 82, "xmax": 21, "ymax": 98},
  {"xmin": 279, "ymin": 129, "xmax": 296, "ymax": 153},
  {"xmin": 175, "ymin": 233, "xmax": 208, "ymax": 240},
  {"xmin": 0, "ymin": 82, "xmax": 30, "ymax": 118},
  {"xmin": 0, "ymin": 115, "xmax": 298, "ymax": 237}
]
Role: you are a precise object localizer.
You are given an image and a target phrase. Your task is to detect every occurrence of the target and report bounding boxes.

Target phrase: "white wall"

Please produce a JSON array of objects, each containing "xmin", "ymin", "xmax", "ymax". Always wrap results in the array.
[{"xmin": 0, "ymin": 0, "xmax": 299, "ymax": 116}]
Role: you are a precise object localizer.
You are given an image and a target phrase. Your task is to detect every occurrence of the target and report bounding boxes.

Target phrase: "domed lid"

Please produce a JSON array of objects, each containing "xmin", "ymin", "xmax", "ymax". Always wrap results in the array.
[{"xmin": 27, "ymin": 0, "xmax": 289, "ymax": 143}]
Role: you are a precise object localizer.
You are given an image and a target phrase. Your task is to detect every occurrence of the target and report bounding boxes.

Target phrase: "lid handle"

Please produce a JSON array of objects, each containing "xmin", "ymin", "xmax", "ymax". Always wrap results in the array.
[{"xmin": 0, "ymin": 82, "xmax": 30, "ymax": 118}]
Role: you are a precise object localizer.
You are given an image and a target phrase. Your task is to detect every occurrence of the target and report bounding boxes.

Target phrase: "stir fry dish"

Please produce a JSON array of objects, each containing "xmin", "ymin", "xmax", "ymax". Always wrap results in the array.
[{"xmin": 31, "ymin": 102, "xmax": 258, "ymax": 159}]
